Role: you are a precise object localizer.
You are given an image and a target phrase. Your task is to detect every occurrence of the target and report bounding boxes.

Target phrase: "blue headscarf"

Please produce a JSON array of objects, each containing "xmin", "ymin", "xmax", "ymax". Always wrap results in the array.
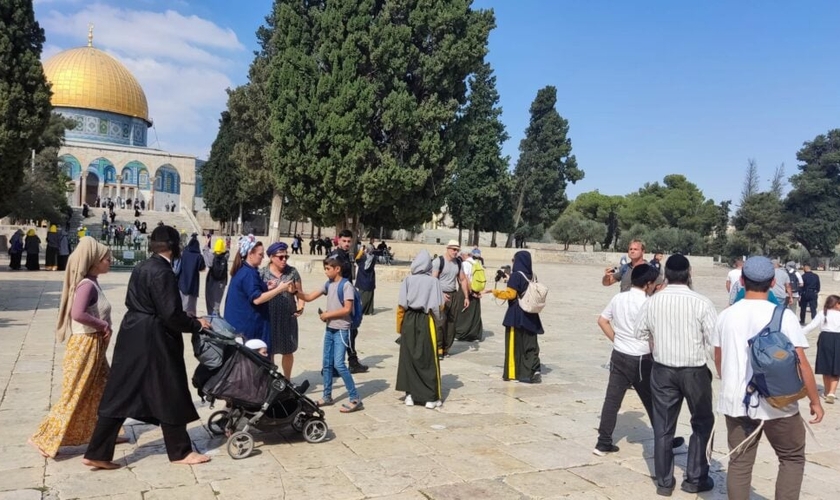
[
  {"xmin": 267, "ymin": 241, "xmax": 288, "ymax": 256},
  {"xmin": 238, "ymin": 234, "xmax": 257, "ymax": 257}
]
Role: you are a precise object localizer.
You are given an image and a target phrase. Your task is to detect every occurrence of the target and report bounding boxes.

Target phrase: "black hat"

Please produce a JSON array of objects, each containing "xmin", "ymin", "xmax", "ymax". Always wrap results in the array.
[
  {"xmin": 150, "ymin": 225, "xmax": 179, "ymax": 244},
  {"xmin": 665, "ymin": 254, "xmax": 690, "ymax": 271}
]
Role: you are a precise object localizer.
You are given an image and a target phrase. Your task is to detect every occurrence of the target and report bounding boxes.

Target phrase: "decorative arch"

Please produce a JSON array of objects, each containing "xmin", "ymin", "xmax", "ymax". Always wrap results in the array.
[
  {"xmin": 137, "ymin": 166, "xmax": 150, "ymax": 190},
  {"xmin": 122, "ymin": 160, "xmax": 145, "ymax": 184},
  {"xmin": 154, "ymin": 164, "xmax": 181, "ymax": 194},
  {"xmin": 60, "ymin": 154, "xmax": 82, "ymax": 179},
  {"xmin": 88, "ymin": 157, "xmax": 114, "ymax": 181}
]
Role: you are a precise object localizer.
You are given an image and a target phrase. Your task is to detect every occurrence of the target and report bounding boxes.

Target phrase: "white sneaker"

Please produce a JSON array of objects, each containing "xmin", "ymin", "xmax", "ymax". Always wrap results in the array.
[
  {"xmin": 425, "ymin": 400, "xmax": 442, "ymax": 409},
  {"xmin": 405, "ymin": 394, "xmax": 414, "ymax": 406},
  {"xmin": 826, "ymin": 393, "xmax": 836, "ymax": 404}
]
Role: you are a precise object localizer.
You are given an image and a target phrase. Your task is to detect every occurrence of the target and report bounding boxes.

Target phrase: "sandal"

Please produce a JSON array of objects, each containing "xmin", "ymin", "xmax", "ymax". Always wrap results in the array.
[
  {"xmin": 340, "ymin": 400, "xmax": 364, "ymax": 413},
  {"xmin": 316, "ymin": 398, "xmax": 334, "ymax": 407}
]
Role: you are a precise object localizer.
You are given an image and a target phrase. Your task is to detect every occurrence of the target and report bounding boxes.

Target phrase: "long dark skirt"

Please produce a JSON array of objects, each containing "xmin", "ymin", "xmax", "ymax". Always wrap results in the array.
[
  {"xmin": 455, "ymin": 294, "xmax": 483, "ymax": 342},
  {"xmin": 57, "ymin": 254, "xmax": 69, "ymax": 271},
  {"xmin": 9, "ymin": 252, "xmax": 22, "ymax": 270},
  {"xmin": 45, "ymin": 247, "xmax": 58, "ymax": 268},
  {"xmin": 360, "ymin": 289, "xmax": 374, "ymax": 315},
  {"xmin": 205, "ymin": 276, "xmax": 227, "ymax": 316},
  {"xmin": 396, "ymin": 309, "xmax": 441, "ymax": 404},
  {"xmin": 503, "ymin": 327, "xmax": 541, "ymax": 381},
  {"xmin": 267, "ymin": 292, "xmax": 299, "ymax": 355},
  {"xmin": 25, "ymin": 252, "xmax": 39, "ymax": 270},
  {"xmin": 816, "ymin": 331, "xmax": 840, "ymax": 376}
]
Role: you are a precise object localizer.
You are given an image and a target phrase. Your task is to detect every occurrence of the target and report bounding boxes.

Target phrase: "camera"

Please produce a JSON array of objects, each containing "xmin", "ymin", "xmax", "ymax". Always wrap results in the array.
[{"xmin": 494, "ymin": 265, "xmax": 511, "ymax": 283}]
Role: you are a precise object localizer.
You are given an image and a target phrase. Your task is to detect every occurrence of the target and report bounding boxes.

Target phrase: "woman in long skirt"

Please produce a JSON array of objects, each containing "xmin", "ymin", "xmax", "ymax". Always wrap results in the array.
[
  {"xmin": 396, "ymin": 250, "xmax": 444, "ymax": 409},
  {"xmin": 45, "ymin": 225, "xmax": 59, "ymax": 270},
  {"xmin": 260, "ymin": 241, "xmax": 303, "ymax": 379},
  {"xmin": 489, "ymin": 251, "xmax": 544, "ymax": 383},
  {"xmin": 803, "ymin": 294, "xmax": 840, "ymax": 403},
  {"xmin": 204, "ymin": 238, "xmax": 229, "ymax": 315},
  {"xmin": 8, "ymin": 229, "xmax": 24, "ymax": 270},
  {"xmin": 24, "ymin": 229, "xmax": 41, "ymax": 271},
  {"xmin": 57, "ymin": 228, "xmax": 71, "ymax": 271},
  {"xmin": 29, "ymin": 237, "xmax": 126, "ymax": 457}
]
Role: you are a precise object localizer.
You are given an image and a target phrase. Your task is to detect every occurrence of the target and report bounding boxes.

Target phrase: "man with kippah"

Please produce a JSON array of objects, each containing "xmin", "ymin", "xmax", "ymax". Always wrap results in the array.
[
  {"xmin": 635, "ymin": 255, "xmax": 717, "ymax": 496},
  {"xmin": 83, "ymin": 225, "xmax": 212, "ymax": 469},
  {"xmin": 713, "ymin": 256, "xmax": 823, "ymax": 499}
]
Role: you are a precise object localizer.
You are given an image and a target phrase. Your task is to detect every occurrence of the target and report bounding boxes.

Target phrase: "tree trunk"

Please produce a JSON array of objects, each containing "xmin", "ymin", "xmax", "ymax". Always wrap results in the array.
[
  {"xmin": 267, "ymin": 192, "xmax": 284, "ymax": 242},
  {"xmin": 237, "ymin": 203, "xmax": 243, "ymax": 235},
  {"xmin": 458, "ymin": 227, "xmax": 463, "ymax": 246},
  {"xmin": 505, "ymin": 187, "xmax": 526, "ymax": 248},
  {"xmin": 491, "ymin": 231, "xmax": 497, "ymax": 247}
]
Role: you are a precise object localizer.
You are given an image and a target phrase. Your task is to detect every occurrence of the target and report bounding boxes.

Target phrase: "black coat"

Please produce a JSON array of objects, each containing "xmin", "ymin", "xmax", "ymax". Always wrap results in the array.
[{"xmin": 98, "ymin": 254, "xmax": 203, "ymax": 425}]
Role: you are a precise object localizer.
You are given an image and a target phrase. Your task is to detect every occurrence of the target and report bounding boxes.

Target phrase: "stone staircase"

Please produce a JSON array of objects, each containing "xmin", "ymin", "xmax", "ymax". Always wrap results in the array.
[{"xmin": 72, "ymin": 206, "xmax": 199, "ymax": 239}]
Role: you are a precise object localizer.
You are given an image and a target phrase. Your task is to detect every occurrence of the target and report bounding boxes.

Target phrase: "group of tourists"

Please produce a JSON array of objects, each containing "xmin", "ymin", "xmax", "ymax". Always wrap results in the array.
[
  {"xmin": 596, "ymin": 240, "xmax": 828, "ymax": 498},
  {"xmin": 8, "ymin": 226, "xmax": 71, "ymax": 271}
]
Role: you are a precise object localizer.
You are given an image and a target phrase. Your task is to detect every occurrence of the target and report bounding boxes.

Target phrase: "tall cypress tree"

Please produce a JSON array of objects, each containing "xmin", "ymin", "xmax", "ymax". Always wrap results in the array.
[
  {"xmin": 0, "ymin": 0, "xmax": 52, "ymax": 217},
  {"xmin": 447, "ymin": 61, "xmax": 511, "ymax": 243},
  {"xmin": 508, "ymin": 86, "xmax": 583, "ymax": 246},
  {"xmin": 201, "ymin": 111, "xmax": 243, "ymax": 224}
]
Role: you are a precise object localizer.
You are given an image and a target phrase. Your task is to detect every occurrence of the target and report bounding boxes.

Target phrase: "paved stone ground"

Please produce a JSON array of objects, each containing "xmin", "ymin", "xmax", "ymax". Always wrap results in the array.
[{"xmin": 1, "ymin": 255, "xmax": 839, "ymax": 500}]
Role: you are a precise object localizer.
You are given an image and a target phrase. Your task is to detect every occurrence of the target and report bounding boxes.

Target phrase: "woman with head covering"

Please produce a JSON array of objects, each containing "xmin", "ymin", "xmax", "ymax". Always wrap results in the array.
[
  {"xmin": 45, "ymin": 225, "xmax": 60, "ymax": 271},
  {"xmin": 223, "ymin": 235, "xmax": 295, "ymax": 353},
  {"xmin": 24, "ymin": 229, "xmax": 41, "ymax": 270},
  {"xmin": 396, "ymin": 250, "xmax": 445, "ymax": 409},
  {"xmin": 57, "ymin": 228, "xmax": 71, "ymax": 271},
  {"xmin": 29, "ymin": 236, "xmax": 123, "ymax": 458},
  {"xmin": 204, "ymin": 238, "xmax": 229, "ymax": 315},
  {"xmin": 177, "ymin": 234, "xmax": 206, "ymax": 317},
  {"xmin": 8, "ymin": 229, "xmax": 24, "ymax": 270},
  {"xmin": 260, "ymin": 241, "xmax": 304, "ymax": 379},
  {"xmin": 488, "ymin": 251, "xmax": 544, "ymax": 383}
]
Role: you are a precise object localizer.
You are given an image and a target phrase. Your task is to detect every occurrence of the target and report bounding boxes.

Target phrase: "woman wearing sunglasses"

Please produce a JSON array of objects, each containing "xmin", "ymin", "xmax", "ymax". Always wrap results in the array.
[{"xmin": 260, "ymin": 242, "xmax": 305, "ymax": 379}]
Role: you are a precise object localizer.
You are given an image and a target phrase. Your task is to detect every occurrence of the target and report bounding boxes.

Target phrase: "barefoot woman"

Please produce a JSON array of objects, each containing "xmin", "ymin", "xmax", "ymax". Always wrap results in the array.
[{"xmin": 83, "ymin": 226, "xmax": 211, "ymax": 469}]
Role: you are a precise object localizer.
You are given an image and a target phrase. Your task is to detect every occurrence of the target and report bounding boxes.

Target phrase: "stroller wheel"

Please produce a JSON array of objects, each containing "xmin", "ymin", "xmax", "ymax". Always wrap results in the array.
[
  {"xmin": 302, "ymin": 419, "xmax": 329, "ymax": 443},
  {"xmin": 227, "ymin": 431, "xmax": 254, "ymax": 459},
  {"xmin": 207, "ymin": 410, "xmax": 229, "ymax": 436}
]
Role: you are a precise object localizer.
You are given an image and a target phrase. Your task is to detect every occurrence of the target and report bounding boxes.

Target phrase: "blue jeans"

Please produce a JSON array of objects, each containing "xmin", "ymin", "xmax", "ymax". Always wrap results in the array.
[{"xmin": 322, "ymin": 328, "xmax": 359, "ymax": 402}]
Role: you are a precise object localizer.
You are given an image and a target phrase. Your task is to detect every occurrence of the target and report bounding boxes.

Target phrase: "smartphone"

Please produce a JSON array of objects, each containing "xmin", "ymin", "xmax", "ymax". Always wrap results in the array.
[{"xmin": 317, "ymin": 308, "xmax": 323, "ymax": 316}]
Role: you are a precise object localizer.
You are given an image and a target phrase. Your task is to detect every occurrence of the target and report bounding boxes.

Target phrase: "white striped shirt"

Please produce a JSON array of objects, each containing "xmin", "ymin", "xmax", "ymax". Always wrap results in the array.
[{"xmin": 634, "ymin": 284, "xmax": 717, "ymax": 368}]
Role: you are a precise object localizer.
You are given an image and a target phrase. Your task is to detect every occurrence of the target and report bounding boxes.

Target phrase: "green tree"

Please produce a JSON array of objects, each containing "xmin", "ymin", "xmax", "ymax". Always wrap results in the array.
[
  {"xmin": 7, "ymin": 113, "xmax": 75, "ymax": 223},
  {"xmin": 645, "ymin": 227, "xmax": 706, "ymax": 255},
  {"xmin": 731, "ymin": 192, "xmax": 793, "ymax": 256},
  {"xmin": 447, "ymin": 62, "xmax": 511, "ymax": 244},
  {"xmin": 0, "ymin": 0, "xmax": 53, "ymax": 217},
  {"xmin": 707, "ymin": 200, "xmax": 731, "ymax": 256},
  {"xmin": 620, "ymin": 174, "xmax": 719, "ymax": 234},
  {"xmin": 508, "ymin": 85, "xmax": 583, "ymax": 246},
  {"xmin": 549, "ymin": 212, "xmax": 585, "ymax": 250},
  {"xmin": 201, "ymin": 111, "xmax": 244, "ymax": 224},
  {"xmin": 786, "ymin": 129, "xmax": 840, "ymax": 257},
  {"xmin": 267, "ymin": 0, "xmax": 494, "ymax": 232},
  {"xmin": 569, "ymin": 190, "xmax": 626, "ymax": 249}
]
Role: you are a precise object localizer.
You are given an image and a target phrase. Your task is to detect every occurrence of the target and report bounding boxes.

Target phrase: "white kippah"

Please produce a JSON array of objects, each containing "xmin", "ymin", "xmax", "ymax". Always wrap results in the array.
[{"xmin": 244, "ymin": 339, "xmax": 267, "ymax": 350}]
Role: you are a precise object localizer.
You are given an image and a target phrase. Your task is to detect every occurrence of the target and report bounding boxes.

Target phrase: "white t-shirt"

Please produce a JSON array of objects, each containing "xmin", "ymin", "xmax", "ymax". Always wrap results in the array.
[
  {"xmin": 726, "ymin": 268, "xmax": 741, "ymax": 288},
  {"xmin": 803, "ymin": 309, "xmax": 840, "ymax": 334},
  {"xmin": 461, "ymin": 258, "xmax": 474, "ymax": 282},
  {"xmin": 713, "ymin": 299, "xmax": 809, "ymax": 420},
  {"xmin": 600, "ymin": 288, "xmax": 651, "ymax": 356}
]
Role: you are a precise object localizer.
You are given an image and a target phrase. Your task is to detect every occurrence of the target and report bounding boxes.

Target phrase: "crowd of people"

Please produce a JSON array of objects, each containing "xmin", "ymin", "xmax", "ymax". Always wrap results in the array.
[
  {"xmin": 20, "ymin": 225, "xmax": 837, "ymax": 499},
  {"xmin": 596, "ymin": 240, "xmax": 830, "ymax": 498}
]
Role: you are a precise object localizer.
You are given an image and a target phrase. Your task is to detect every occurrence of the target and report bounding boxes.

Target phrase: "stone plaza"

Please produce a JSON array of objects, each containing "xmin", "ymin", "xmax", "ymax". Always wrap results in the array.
[{"xmin": 1, "ymin": 254, "xmax": 838, "ymax": 500}]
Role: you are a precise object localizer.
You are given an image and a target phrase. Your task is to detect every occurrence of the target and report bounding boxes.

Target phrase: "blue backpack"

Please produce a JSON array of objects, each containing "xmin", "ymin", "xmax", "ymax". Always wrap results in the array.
[
  {"xmin": 325, "ymin": 278, "xmax": 363, "ymax": 329},
  {"xmin": 744, "ymin": 305, "xmax": 808, "ymax": 410}
]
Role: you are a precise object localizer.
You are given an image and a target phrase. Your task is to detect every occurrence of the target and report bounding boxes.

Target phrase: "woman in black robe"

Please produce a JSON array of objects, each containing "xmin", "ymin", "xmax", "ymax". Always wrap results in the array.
[
  {"xmin": 24, "ymin": 229, "xmax": 41, "ymax": 270},
  {"xmin": 489, "ymin": 251, "xmax": 543, "ymax": 383},
  {"xmin": 83, "ymin": 225, "xmax": 210, "ymax": 469}
]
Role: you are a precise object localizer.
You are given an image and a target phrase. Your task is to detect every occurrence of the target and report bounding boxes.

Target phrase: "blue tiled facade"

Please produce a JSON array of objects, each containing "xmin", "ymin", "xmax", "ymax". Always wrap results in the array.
[{"xmin": 58, "ymin": 107, "xmax": 149, "ymax": 147}]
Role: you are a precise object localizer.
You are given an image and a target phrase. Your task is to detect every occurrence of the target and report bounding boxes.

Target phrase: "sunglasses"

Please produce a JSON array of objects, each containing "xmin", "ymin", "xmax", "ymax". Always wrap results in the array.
[{"xmin": 273, "ymin": 255, "xmax": 289, "ymax": 261}]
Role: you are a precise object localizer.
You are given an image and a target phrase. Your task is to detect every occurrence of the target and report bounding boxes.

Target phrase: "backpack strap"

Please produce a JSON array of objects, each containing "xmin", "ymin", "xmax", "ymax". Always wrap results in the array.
[
  {"xmin": 337, "ymin": 278, "xmax": 347, "ymax": 305},
  {"xmin": 768, "ymin": 304, "xmax": 786, "ymax": 333}
]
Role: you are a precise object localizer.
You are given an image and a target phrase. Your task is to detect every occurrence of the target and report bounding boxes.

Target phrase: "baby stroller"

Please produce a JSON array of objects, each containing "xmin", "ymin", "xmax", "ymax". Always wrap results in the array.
[{"xmin": 191, "ymin": 316, "xmax": 328, "ymax": 459}]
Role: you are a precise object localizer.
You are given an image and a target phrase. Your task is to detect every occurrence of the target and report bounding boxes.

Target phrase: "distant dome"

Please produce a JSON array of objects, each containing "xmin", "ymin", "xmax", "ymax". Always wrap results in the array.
[{"xmin": 43, "ymin": 46, "xmax": 150, "ymax": 123}]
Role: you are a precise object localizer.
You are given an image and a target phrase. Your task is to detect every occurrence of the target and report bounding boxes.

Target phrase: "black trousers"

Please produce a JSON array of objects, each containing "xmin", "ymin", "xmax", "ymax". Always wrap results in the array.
[
  {"xmin": 800, "ymin": 296, "xmax": 818, "ymax": 323},
  {"xmin": 84, "ymin": 416, "xmax": 192, "ymax": 462},
  {"xmin": 650, "ymin": 363, "xmax": 714, "ymax": 490},
  {"xmin": 346, "ymin": 328, "xmax": 360, "ymax": 365},
  {"xmin": 597, "ymin": 350, "xmax": 654, "ymax": 447}
]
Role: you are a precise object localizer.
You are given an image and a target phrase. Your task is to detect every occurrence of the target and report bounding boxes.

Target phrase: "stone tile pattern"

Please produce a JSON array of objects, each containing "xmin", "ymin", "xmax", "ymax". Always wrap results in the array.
[{"xmin": 1, "ymin": 255, "xmax": 838, "ymax": 499}]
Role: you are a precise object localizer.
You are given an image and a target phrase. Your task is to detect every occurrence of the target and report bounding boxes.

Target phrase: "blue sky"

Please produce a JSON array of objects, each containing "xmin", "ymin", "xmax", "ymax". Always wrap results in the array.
[{"xmin": 35, "ymin": 0, "xmax": 840, "ymax": 208}]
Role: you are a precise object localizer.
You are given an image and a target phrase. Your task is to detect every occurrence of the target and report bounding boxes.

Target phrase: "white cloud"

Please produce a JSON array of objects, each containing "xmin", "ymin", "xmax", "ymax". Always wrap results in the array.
[{"xmin": 39, "ymin": 2, "xmax": 245, "ymax": 159}]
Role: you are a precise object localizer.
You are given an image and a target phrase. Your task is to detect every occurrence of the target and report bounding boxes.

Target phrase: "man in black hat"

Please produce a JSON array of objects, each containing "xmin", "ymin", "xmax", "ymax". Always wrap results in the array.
[
  {"xmin": 635, "ymin": 255, "xmax": 718, "ymax": 496},
  {"xmin": 83, "ymin": 225, "xmax": 211, "ymax": 469}
]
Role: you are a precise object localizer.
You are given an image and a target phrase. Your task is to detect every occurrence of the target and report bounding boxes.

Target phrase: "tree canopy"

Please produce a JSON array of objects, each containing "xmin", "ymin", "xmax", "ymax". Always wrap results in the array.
[
  {"xmin": 786, "ymin": 129, "xmax": 840, "ymax": 257},
  {"xmin": 0, "ymin": 0, "xmax": 53, "ymax": 217},
  {"xmin": 620, "ymin": 174, "xmax": 719, "ymax": 235}
]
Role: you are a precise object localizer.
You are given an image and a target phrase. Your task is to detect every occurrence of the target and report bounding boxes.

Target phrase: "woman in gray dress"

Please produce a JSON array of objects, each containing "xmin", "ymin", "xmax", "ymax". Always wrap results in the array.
[{"xmin": 260, "ymin": 242, "xmax": 304, "ymax": 379}]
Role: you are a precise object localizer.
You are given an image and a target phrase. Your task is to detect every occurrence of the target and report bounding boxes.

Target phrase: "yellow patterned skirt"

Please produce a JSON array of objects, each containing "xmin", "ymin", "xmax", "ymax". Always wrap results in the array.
[{"xmin": 30, "ymin": 332, "xmax": 109, "ymax": 457}]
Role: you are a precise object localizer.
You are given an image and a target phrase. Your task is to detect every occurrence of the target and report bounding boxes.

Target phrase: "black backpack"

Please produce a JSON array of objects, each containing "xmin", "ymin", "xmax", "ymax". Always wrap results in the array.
[
  {"xmin": 210, "ymin": 254, "xmax": 228, "ymax": 281},
  {"xmin": 786, "ymin": 269, "xmax": 801, "ymax": 294}
]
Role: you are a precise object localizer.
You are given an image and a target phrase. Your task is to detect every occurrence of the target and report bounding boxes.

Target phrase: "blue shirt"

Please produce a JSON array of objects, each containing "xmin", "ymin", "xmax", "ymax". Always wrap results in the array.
[{"xmin": 224, "ymin": 263, "xmax": 270, "ymax": 349}]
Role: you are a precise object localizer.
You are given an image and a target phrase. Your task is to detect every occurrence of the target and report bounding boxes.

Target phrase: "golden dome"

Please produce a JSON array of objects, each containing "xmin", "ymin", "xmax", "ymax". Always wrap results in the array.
[{"xmin": 43, "ymin": 46, "xmax": 150, "ymax": 123}]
